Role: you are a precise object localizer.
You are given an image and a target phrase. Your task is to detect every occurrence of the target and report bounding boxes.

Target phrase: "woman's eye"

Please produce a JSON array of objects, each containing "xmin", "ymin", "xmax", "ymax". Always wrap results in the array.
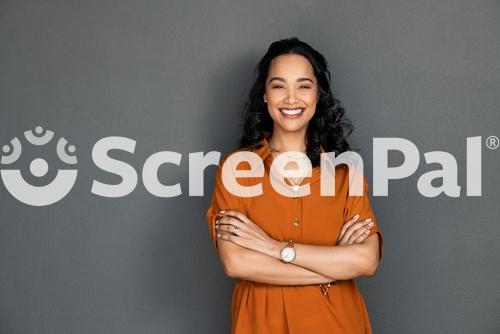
[
  {"xmin": 271, "ymin": 85, "xmax": 284, "ymax": 89},
  {"xmin": 299, "ymin": 85, "xmax": 312, "ymax": 89}
]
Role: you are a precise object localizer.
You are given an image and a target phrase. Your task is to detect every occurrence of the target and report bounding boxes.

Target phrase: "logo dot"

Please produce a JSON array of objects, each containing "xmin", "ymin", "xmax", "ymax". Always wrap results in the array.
[
  {"xmin": 68, "ymin": 145, "xmax": 76, "ymax": 153},
  {"xmin": 30, "ymin": 158, "xmax": 49, "ymax": 177},
  {"xmin": 2, "ymin": 145, "xmax": 10, "ymax": 153},
  {"xmin": 35, "ymin": 126, "xmax": 43, "ymax": 134}
]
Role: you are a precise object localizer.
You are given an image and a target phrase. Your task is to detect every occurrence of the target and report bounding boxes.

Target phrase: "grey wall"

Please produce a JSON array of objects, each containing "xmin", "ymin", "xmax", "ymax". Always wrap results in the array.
[{"xmin": 1, "ymin": 0, "xmax": 499, "ymax": 333}]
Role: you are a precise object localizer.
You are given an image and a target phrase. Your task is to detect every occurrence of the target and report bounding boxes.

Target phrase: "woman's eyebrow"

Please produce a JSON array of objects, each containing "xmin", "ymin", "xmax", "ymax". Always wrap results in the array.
[
  {"xmin": 297, "ymin": 77, "xmax": 314, "ymax": 83},
  {"xmin": 268, "ymin": 77, "xmax": 314, "ymax": 83},
  {"xmin": 268, "ymin": 77, "xmax": 286, "ymax": 83}
]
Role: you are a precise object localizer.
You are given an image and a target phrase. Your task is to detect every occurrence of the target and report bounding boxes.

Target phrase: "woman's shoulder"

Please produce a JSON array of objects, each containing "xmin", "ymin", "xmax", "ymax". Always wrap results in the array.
[
  {"xmin": 219, "ymin": 143, "xmax": 264, "ymax": 163},
  {"xmin": 216, "ymin": 147, "xmax": 257, "ymax": 173}
]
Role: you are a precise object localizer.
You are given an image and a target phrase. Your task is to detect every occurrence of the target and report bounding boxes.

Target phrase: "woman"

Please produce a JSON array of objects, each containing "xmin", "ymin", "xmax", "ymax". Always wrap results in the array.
[{"xmin": 205, "ymin": 37, "xmax": 383, "ymax": 334}]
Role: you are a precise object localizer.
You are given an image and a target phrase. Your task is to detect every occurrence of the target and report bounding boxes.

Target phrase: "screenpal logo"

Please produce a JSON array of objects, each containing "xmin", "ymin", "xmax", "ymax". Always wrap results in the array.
[
  {"xmin": 0, "ymin": 125, "xmax": 492, "ymax": 207},
  {"xmin": 1, "ymin": 126, "xmax": 78, "ymax": 206}
]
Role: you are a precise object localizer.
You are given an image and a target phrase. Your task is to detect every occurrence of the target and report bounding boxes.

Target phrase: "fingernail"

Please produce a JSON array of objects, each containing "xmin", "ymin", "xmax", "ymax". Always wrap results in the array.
[
  {"xmin": 217, "ymin": 233, "xmax": 221, "ymax": 237},
  {"xmin": 365, "ymin": 218, "xmax": 372, "ymax": 222},
  {"xmin": 219, "ymin": 210, "xmax": 226, "ymax": 214},
  {"xmin": 354, "ymin": 214, "xmax": 359, "ymax": 219},
  {"xmin": 368, "ymin": 222, "xmax": 374, "ymax": 226}
]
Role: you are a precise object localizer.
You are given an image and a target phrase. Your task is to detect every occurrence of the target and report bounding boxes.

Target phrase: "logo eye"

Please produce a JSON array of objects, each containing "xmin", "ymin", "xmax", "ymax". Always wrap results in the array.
[
  {"xmin": 57, "ymin": 138, "xmax": 78, "ymax": 165},
  {"xmin": 1, "ymin": 137, "xmax": 22, "ymax": 165},
  {"xmin": 24, "ymin": 126, "xmax": 54, "ymax": 145}
]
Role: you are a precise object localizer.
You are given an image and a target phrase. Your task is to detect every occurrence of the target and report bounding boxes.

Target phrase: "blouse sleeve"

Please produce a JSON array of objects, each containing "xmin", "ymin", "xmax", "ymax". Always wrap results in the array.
[
  {"xmin": 343, "ymin": 174, "xmax": 384, "ymax": 260},
  {"xmin": 205, "ymin": 153, "xmax": 248, "ymax": 253}
]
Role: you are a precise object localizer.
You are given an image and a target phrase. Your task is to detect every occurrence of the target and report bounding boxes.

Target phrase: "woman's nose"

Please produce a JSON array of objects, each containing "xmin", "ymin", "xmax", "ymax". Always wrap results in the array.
[{"xmin": 284, "ymin": 88, "xmax": 299, "ymax": 103}]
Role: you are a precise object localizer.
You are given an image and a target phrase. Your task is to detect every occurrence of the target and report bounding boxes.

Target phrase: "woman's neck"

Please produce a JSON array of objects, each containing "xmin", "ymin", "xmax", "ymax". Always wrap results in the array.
[{"xmin": 268, "ymin": 127, "xmax": 307, "ymax": 153}]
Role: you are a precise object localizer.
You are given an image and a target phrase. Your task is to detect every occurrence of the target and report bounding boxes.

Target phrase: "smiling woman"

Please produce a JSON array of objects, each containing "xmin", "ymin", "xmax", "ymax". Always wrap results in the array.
[
  {"xmin": 205, "ymin": 37, "xmax": 384, "ymax": 334},
  {"xmin": 264, "ymin": 53, "xmax": 319, "ymax": 128}
]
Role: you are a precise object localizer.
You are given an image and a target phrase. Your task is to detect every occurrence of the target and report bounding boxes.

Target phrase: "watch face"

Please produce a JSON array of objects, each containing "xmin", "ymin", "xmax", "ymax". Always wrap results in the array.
[{"xmin": 281, "ymin": 246, "xmax": 295, "ymax": 262}]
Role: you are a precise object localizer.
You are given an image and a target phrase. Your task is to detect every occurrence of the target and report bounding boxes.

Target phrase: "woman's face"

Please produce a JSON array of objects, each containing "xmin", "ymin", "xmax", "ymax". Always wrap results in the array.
[{"xmin": 263, "ymin": 54, "xmax": 319, "ymax": 134}]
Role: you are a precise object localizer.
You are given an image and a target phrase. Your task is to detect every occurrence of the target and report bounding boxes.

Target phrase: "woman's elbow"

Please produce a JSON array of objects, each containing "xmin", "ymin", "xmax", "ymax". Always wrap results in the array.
[
  {"xmin": 358, "ymin": 234, "xmax": 381, "ymax": 277},
  {"xmin": 222, "ymin": 258, "xmax": 240, "ymax": 278},
  {"xmin": 218, "ymin": 245, "xmax": 244, "ymax": 278},
  {"xmin": 362, "ymin": 253, "xmax": 380, "ymax": 277}
]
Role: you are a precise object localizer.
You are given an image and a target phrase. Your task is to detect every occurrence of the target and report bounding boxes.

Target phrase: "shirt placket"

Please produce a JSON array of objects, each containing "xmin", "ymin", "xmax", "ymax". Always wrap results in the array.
[{"xmin": 289, "ymin": 184, "xmax": 304, "ymax": 243}]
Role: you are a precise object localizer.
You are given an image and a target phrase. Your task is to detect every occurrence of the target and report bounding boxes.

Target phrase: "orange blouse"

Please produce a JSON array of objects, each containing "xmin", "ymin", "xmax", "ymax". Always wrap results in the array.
[{"xmin": 205, "ymin": 132, "xmax": 384, "ymax": 334}]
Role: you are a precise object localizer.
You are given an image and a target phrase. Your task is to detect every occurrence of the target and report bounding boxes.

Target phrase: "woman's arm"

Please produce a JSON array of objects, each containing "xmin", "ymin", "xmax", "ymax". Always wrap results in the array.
[
  {"xmin": 217, "ymin": 210, "xmax": 382, "ymax": 281},
  {"xmin": 218, "ymin": 238, "xmax": 333, "ymax": 285},
  {"xmin": 208, "ymin": 203, "xmax": 333, "ymax": 285},
  {"xmin": 268, "ymin": 233, "xmax": 381, "ymax": 280}
]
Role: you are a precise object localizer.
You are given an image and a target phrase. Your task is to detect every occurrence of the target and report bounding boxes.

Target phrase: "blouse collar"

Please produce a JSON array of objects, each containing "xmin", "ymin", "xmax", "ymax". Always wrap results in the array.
[{"xmin": 250, "ymin": 131, "xmax": 325, "ymax": 184}]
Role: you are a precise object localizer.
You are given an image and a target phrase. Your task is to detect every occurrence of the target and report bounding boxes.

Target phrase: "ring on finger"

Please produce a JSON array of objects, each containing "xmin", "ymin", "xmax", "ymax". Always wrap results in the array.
[{"xmin": 232, "ymin": 226, "xmax": 239, "ymax": 236}]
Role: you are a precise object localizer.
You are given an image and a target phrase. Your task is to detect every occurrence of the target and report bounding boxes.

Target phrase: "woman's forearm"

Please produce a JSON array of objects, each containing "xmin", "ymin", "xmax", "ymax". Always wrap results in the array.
[
  {"xmin": 268, "ymin": 234, "xmax": 381, "ymax": 280},
  {"xmin": 218, "ymin": 240, "xmax": 333, "ymax": 285}
]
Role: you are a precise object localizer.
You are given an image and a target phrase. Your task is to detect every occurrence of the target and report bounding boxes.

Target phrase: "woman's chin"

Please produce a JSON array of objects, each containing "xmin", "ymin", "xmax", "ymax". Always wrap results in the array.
[{"xmin": 275, "ymin": 122, "xmax": 308, "ymax": 133}]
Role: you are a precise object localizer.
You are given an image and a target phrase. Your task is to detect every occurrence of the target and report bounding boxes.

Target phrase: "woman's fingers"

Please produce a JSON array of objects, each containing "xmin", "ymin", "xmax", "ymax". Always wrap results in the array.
[
  {"xmin": 215, "ymin": 211, "xmax": 249, "ymax": 237},
  {"xmin": 346, "ymin": 223, "xmax": 373, "ymax": 244},
  {"xmin": 340, "ymin": 219, "xmax": 368, "ymax": 243},
  {"xmin": 338, "ymin": 219, "xmax": 373, "ymax": 246},
  {"xmin": 217, "ymin": 230, "xmax": 239, "ymax": 243},
  {"xmin": 338, "ymin": 214, "xmax": 360, "ymax": 241},
  {"xmin": 351, "ymin": 229, "xmax": 371, "ymax": 244},
  {"xmin": 342, "ymin": 220, "xmax": 371, "ymax": 244},
  {"xmin": 216, "ymin": 214, "xmax": 242, "ymax": 226},
  {"xmin": 215, "ymin": 222, "xmax": 246, "ymax": 238},
  {"xmin": 220, "ymin": 210, "xmax": 266, "ymax": 236},
  {"xmin": 216, "ymin": 230, "xmax": 251, "ymax": 250},
  {"xmin": 216, "ymin": 210, "xmax": 272, "ymax": 254},
  {"xmin": 223, "ymin": 210, "xmax": 252, "ymax": 225}
]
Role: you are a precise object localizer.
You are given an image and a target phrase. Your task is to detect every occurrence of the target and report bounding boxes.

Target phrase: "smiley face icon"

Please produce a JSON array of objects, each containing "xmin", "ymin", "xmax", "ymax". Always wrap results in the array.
[{"xmin": 1, "ymin": 126, "xmax": 78, "ymax": 206}]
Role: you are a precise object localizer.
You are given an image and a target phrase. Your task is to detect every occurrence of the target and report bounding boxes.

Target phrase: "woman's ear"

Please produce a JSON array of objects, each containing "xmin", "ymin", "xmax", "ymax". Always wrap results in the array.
[{"xmin": 263, "ymin": 94, "xmax": 267, "ymax": 103}]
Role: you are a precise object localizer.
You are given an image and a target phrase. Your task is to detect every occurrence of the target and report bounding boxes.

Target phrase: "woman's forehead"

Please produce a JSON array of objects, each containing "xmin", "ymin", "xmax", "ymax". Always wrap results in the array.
[{"xmin": 268, "ymin": 54, "xmax": 315, "ymax": 78}]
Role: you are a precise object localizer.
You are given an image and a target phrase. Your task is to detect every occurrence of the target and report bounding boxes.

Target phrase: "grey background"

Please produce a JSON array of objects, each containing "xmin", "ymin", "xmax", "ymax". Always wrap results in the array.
[{"xmin": 1, "ymin": 0, "xmax": 499, "ymax": 333}]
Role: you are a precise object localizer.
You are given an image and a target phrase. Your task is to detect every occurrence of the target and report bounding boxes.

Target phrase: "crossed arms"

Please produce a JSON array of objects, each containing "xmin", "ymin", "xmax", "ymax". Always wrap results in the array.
[{"xmin": 213, "ymin": 210, "xmax": 382, "ymax": 285}]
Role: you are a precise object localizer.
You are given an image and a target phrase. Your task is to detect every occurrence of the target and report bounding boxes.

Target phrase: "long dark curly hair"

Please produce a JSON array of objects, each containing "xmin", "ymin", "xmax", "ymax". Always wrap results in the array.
[{"xmin": 239, "ymin": 37, "xmax": 353, "ymax": 167}]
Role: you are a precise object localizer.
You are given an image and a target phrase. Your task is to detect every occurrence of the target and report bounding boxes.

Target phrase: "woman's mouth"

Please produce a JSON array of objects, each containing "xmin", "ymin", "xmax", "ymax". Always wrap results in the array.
[{"xmin": 279, "ymin": 108, "xmax": 305, "ymax": 119}]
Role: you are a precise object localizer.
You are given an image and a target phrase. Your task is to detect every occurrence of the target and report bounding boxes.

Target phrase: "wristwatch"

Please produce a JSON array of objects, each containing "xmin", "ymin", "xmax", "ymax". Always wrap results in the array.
[{"xmin": 280, "ymin": 241, "xmax": 296, "ymax": 263}]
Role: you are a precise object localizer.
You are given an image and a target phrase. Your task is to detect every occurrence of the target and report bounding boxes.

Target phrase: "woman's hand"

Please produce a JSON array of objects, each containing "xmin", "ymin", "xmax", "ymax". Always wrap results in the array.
[
  {"xmin": 335, "ymin": 214, "xmax": 374, "ymax": 246},
  {"xmin": 215, "ymin": 210, "xmax": 279, "ymax": 257}
]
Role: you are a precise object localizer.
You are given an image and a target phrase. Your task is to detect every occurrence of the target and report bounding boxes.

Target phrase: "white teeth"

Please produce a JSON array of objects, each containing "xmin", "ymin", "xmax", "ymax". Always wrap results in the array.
[{"xmin": 280, "ymin": 108, "xmax": 304, "ymax": 115}]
